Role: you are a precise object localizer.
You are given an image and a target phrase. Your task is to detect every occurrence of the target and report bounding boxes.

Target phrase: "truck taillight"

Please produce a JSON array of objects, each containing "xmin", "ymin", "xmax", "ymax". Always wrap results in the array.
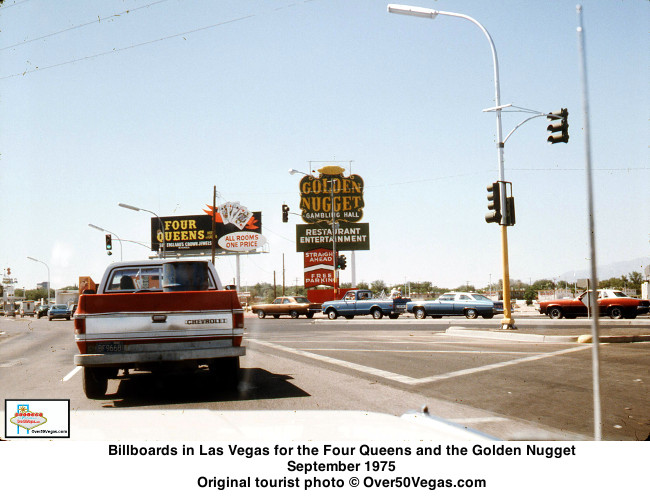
[
  {"xmin": 233, "ymin": 311, "xmax": 244, "ymax": 329},
  {"xmin": 74, "ymin": 317, "xmax": 86, "ymax": 335}
]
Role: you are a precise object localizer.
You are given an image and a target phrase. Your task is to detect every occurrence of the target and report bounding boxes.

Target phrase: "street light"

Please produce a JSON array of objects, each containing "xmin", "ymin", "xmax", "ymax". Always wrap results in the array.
[
  {"xmin": 88, "ymin": 224, "xmax": 123, "ymax": 261},
  {"xmin": 26, "ymin": 256, "xmax": 51, "ymax": 304},
  {"xmin": 118, "ymin": 203, "xmax": 166, "ymax": 258},
  {"xmin": 388, "ymin": 3, "xmax": 515, "ymax": 329}
]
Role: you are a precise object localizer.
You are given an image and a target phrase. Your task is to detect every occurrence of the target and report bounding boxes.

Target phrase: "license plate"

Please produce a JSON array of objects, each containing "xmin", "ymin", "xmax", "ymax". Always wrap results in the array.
[{"xmin": 95, "ymin": 343, "xmax": 124, "ymax": 353}]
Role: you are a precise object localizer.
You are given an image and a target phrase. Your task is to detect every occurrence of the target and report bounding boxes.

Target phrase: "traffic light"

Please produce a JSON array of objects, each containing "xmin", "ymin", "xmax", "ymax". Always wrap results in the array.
[
  {"xmin": 282, "ymin": 204, "xmax": 289, "ymax": 223},
  {"xmin": 485, "ymin": 182, "xmax": 502, "ymax": 224},
  {"xmin": 547, "ymin": 108, "xmax": 569, "ymax": 144},
  {"xmin": 337, "ymin": 254, "xmax": 347, "ymax": 270},
  {"xmin": 505, "ymin": 196, "xmax": 516, "ymax": 226},
  {"xmin": 105, "ymin": 234, "xmax": 112, "ymax": 253}
]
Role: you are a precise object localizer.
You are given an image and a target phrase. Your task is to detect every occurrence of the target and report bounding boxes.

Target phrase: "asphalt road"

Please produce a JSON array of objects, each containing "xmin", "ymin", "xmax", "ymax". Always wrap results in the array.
[{"xmin": 1, "ymin": 312, "xmax": 648, "ymax": 441}]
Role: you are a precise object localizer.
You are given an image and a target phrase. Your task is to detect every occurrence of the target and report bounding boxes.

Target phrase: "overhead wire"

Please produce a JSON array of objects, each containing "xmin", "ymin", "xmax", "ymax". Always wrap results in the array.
[
  {"xmin": 0, "ymin": 0, "xmax": 320, "ymax": 80},
  {"xmin": 0, "ymin": 0, "xmax": 175, "ymax": 52}
]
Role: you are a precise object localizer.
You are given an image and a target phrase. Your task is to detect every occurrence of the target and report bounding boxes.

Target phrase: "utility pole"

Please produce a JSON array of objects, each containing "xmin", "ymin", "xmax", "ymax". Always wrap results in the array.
[
  {"xmin": 211, "ymin": 185, "xmax": 216, "ymax": 264},
  {"xmin": 331, "ymin": 177, "xmax": 339, "ymax": 299}
]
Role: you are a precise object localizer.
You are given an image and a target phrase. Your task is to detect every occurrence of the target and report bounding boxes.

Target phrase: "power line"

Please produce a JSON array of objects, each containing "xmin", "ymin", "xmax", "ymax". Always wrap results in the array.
[
  {"xmin": 0, "ymin": 0, "xmax": 319, "ymax": 80},
  {"xmin": 0, "ymin": 0, "xmax": 174, "ymax": 52},
  {"xmin": 0, "ymin": 0, "xmax": 34, "ymax": 10}
]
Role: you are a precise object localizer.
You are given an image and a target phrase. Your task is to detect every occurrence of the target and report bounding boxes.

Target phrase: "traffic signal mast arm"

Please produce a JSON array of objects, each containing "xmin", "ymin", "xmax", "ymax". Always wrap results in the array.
[{"xmin": 484, "ymin": 105, "xmax": 569, "ymax": 145}]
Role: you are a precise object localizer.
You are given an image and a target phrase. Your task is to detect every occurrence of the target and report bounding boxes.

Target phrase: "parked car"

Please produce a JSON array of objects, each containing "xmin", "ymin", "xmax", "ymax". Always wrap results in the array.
[
  {"xmin": 321, "ymin": 289, "xmax": 410, "ymax": 320},
  {"xmin": 539, "ymin": 289, "xmax": 650, "ymax": 319},
  {"xmin": 252, "ymin": 296, "xmax": 321, "ymax": 319},
  {"xmin": 406, "ymin": 292, "xmax": 503, "ymax": 319},
  {"xmin": 48, "ymin": 304, "xmax": 71, "ymax": 321},
  {"xmin": 36, "ymin": 304, "xmax": 51, "ymax": 319}
]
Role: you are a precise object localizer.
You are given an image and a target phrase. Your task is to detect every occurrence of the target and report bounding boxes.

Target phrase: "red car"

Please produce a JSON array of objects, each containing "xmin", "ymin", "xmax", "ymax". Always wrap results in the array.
[{"xmin": 539, "ymin": 289, "xmax": 650, "ymax": 319}]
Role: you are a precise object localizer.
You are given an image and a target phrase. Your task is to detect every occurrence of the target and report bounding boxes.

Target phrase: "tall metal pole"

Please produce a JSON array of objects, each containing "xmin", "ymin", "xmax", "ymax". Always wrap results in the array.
[
  {"xmin": 331, "ymin": 177, "xmax": 338, "ymax": 298},
  {"xmin": 577, "ymin": 4, "xmax": 602, "ymax": 441}
]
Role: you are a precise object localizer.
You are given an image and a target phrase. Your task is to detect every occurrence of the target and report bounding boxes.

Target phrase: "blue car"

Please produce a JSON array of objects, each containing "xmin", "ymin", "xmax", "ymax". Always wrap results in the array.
[
  {"xmin": 406, "ymin": 292, "xmax": 503, "ymax": 320},
  {"xmin": 48, "ymin": 304, "xmax": 71, "ymax": 321}
]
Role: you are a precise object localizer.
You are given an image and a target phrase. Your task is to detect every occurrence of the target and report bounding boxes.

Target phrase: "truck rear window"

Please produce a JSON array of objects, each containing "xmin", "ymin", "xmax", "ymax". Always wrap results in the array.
[
  {"xmin": 105, "ymin": 262, "xmax": 216, "ymax": 293},
  {"xmin": 162, "ymin": 262, "xmax": 214, "ymax": 292},
  {"xmin": 106, "ymin": 267, "xmax": 162, "ymax": 292}
]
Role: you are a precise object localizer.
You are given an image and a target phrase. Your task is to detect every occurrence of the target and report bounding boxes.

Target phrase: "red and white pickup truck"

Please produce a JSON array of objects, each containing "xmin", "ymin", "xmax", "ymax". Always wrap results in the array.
[{"xmin": 74, "ymin": 259, "xmax": 245, "ymax": 399}]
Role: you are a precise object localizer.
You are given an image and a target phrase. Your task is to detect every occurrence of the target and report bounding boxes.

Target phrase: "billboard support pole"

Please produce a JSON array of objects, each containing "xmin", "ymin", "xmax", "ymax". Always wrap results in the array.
[{"xmin": 211, "ymin": 186, "xmax": 216, "ymax": 264}]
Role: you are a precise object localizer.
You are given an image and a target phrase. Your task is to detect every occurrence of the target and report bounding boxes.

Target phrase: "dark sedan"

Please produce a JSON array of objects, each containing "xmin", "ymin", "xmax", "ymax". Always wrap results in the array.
[
  {"xmin": 36, "ymin": 304, "xmax": 51, "ymax": 319},
  {"xmin": 406, "ymin": 292, "xmax": 503, "ymax": 319},
  {"xmin": 47, "ymin": 304, "xmax": 71, "ymax": 321}
]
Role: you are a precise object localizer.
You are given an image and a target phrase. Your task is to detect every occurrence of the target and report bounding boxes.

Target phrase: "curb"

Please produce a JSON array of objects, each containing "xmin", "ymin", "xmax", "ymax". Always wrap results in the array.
[{"xmin": 444, "ymin": 327, "xmax": 650, "ymax": 343}]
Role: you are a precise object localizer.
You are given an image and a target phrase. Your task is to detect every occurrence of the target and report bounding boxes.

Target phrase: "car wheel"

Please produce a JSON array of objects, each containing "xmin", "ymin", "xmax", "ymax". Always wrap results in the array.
[
  {"xmin": 257, "ymin": 310, "xmax": 266, "ymax": 319},
  {"xmin": 327, "ymin": 309, "xmax": 338, "ymax": 320},
  {"xmin": 83, "ymin": 368, "xmax": 109, "ymax": 399},
  {"xmin": 465, "ymin": 308, "xmax": 478, "ymax": 319},
  {"xmin": 608, "ymin": 306, "xmax": 623, "ymax": 319},
  {"xmin": 414, "ymin": 307, "xmax": 426, "ymax": 319},
  {"xmin": 306, "ymin": 313, "xmax": 314, "ymax": 319},
  {"xmin": 548, "ymin": 307, "xmax": 563, "ymax": 319},
  {"xmin": 482, "ymin": 314, "xmax": 494, "ymax": 319},
  {"xmin": 290, "ymin": 310, "xmax": 299, "ymax": 319},
  {"xmin": 371, "ymin": 308, "xmax": 383, "ymax": 319}
]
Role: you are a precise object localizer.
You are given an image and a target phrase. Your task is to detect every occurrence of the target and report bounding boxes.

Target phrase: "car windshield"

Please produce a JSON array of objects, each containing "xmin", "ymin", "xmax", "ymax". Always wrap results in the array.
[
  {"xmin": 472, "ymin": 294, "xmax": 491, "ymax": 301},
  {"xmin": 53, "ymin": 305, "xmax": 67, "ymax": 309},
  {"xmin": 294, "ymin": 297, "xmax": 309, "ymax": 303},
  {"xmin": 611, "ymin": 291, "xmax": 628, "ymax": 298}
]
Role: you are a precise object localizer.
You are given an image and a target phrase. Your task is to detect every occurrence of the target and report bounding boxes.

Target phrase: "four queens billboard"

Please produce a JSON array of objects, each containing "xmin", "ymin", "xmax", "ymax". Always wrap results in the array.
[{"xmin": 150, "ymin": 208, "xmax": 263, "ymax": 253}]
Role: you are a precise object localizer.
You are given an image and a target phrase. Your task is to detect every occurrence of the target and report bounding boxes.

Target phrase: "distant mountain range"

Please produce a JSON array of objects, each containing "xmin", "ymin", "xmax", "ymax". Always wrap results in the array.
[{"xmin": 557, "ymin": 257, "xmax": 650, "ymax": 282}]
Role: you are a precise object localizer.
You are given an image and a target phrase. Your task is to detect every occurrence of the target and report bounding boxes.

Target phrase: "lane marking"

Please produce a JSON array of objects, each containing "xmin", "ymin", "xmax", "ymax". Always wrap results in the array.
[
  {"xmin": 251, "ymin": 339, "xmax": 420, "ymax": 384},
  {"xmin": 250, "ymin": 339, "xmax": 591, "ymax": 386},
  {"xmin": 447, "ymin": 416, "xmax": 509, "ymax": 424},
  {"xmin": 295, "ymin": 349, "xmax": 540, "ymax": 355},
  {"xmin": 62, "ymin": 366, "xmax": 82, "ymax": 382},
  {"xmin": 0, "ymin": 359, "xmax": 23, "ymax": 368}
]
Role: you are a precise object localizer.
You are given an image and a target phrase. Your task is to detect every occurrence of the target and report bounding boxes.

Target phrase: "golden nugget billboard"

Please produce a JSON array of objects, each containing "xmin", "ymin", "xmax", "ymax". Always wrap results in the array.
[{"xmin": 298, "ymin": 166, "xmax": 364, "ymax": 223}]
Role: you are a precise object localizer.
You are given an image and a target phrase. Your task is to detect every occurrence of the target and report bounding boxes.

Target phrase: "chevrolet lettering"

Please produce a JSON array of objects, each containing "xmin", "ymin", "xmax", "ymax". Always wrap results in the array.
[{"xmin": 186, "ymin": 318, "xmax": 228, "ymax": 325}]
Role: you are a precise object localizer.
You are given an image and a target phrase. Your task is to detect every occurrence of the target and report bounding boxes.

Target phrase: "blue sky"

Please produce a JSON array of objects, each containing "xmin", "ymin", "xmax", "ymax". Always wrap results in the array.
[{"xmin": 1, "ymin": 0, "xmax": 648, "ymax": 292}]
